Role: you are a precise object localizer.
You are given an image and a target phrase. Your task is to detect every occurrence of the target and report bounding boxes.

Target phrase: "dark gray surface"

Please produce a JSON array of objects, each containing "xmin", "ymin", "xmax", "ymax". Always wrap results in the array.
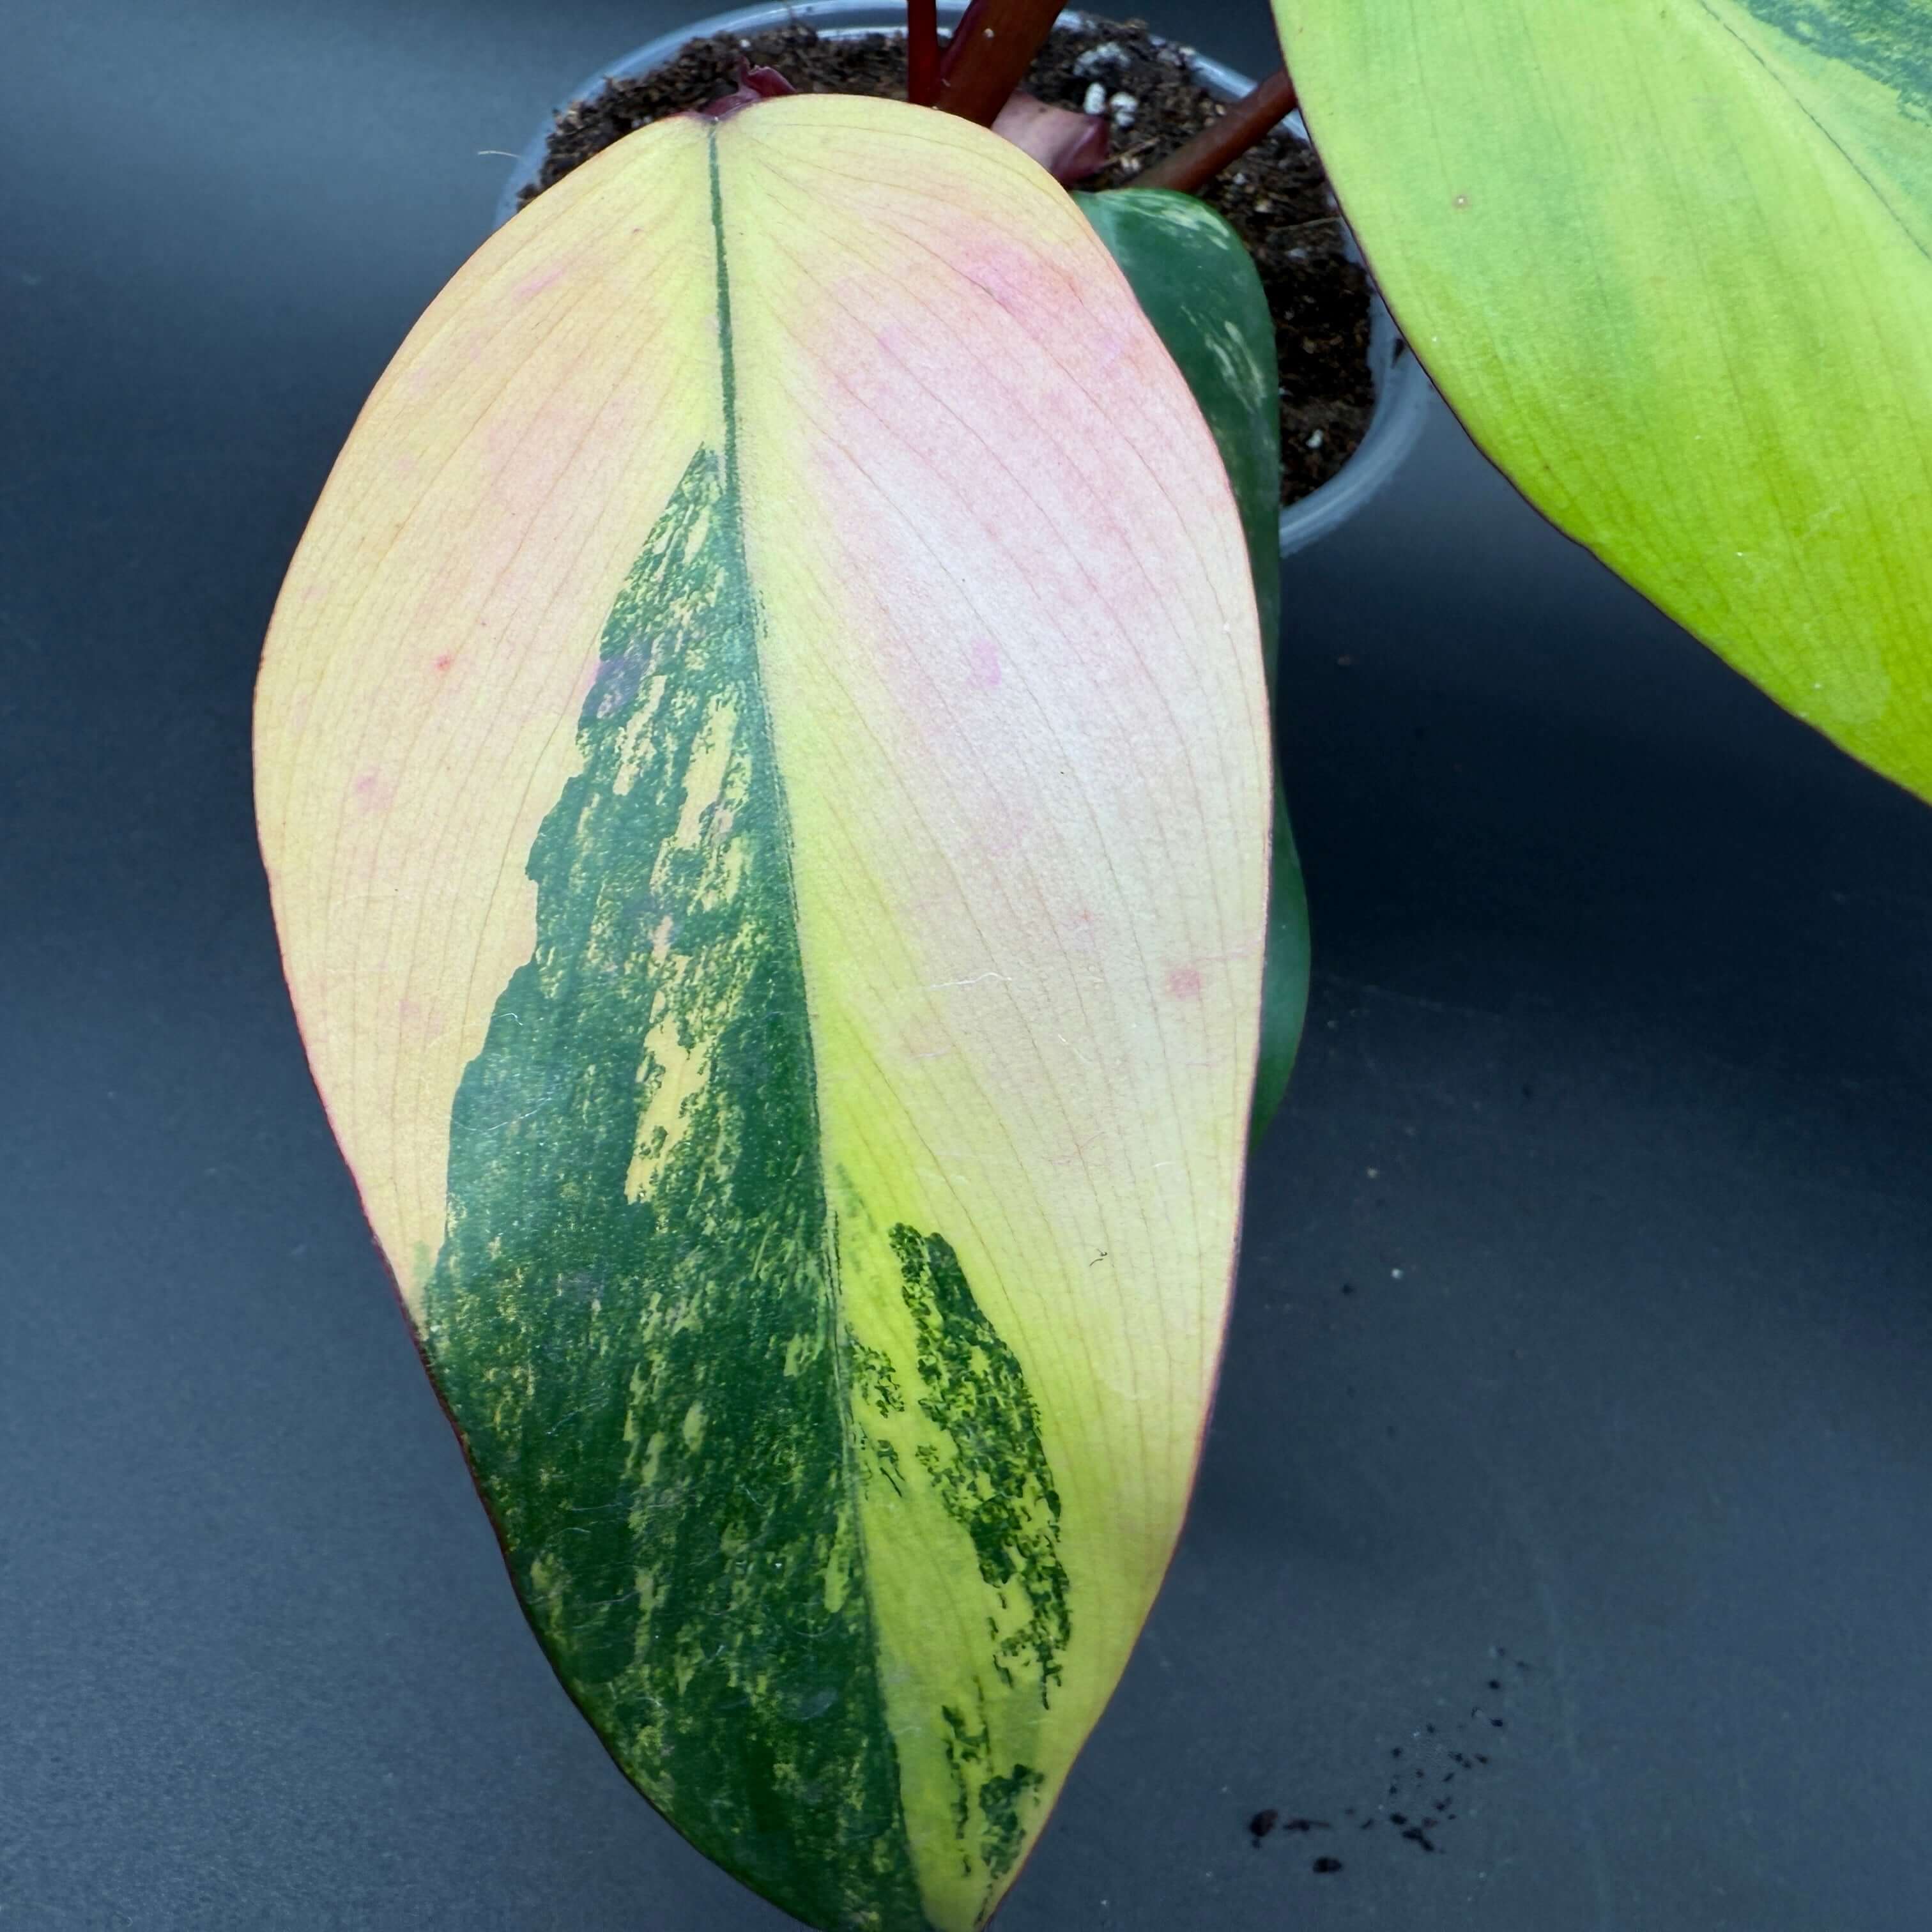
[{"xmin": 5, "ymin": 2, "xmax": 1931, "ymax": 1926}]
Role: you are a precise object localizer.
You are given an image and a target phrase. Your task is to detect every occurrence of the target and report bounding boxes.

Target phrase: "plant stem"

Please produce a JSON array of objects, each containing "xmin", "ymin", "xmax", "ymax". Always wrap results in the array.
[
  {"xmin": 935, "ymin": 0, "xmax": 1064, "ymax": 126},
  {"xmin": 1137, "ymin": 68, "xmax": 1298, "ymax": 193},
  {"xmin": 907, "ymin": 0, "xmax": 941, "ymax": 107}
]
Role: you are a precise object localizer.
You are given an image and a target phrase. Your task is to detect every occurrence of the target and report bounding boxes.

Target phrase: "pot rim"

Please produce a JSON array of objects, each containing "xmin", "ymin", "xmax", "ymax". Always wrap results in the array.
[{"xmin": 494, "ymin": 1, "xmax": 1430, "ymax": 558}]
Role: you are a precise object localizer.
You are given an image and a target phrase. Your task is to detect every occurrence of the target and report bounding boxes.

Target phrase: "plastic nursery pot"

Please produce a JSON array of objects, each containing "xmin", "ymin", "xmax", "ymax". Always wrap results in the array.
[{"xmin": 496, "ymin": 1, "xmax": 1431, "ymax": 558}]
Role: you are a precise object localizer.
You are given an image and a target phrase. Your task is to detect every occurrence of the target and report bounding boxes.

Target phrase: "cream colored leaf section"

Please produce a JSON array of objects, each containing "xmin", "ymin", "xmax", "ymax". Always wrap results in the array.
[{"xmin": 255, "ymin": 118, "xmax": 719, "ymax": 1301}]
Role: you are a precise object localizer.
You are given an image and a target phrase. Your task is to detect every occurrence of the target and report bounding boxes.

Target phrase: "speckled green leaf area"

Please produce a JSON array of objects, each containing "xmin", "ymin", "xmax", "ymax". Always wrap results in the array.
[
  {"xmin": 422, "ymin": 443, "xmax": 924, "ymax": 1929},
  {"xmin": 418, "ymin": 370, "xmax": 1069, "ymax": 1928},
  {"xmin": 420, "ymin": 144, "xmax": 1062, "ymax": 1932},
  {"xmin": 883, "ymin": 1227, "xmax": 1068, "ymax": 1701},
  {"xmin": 1082, "ymin": 188, "xmax": 1310, "ymax": 1146}
]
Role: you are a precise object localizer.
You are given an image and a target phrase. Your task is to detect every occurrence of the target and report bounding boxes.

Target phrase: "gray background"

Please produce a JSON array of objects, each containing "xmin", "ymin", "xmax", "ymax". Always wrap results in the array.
[{"xmin": 5, "ymin": 1, "xmax": 1931, "ymax": 1926}]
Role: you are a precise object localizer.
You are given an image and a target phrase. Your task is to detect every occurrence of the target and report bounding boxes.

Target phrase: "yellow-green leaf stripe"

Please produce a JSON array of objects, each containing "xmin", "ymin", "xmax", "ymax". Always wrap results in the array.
[
  {"xmin": 256, "ymin": 98, "xmax": 1266, "ymax": 1932},
  {"xmin": 1275, "ymin": 0, "xmax": 1932, "ymax": 801}
]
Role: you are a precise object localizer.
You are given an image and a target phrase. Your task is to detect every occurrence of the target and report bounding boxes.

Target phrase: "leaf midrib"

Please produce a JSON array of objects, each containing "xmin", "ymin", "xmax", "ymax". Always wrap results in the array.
[{"xmin": 703, "ymin": 119, "xmax": 931, "ymax": 1919}]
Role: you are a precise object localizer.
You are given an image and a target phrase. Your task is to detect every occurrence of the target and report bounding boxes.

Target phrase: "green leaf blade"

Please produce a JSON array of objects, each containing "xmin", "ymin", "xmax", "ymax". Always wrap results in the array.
[{"xmin": 1274, "ymin": 0, "xmax": 1932, "ymax": 801}]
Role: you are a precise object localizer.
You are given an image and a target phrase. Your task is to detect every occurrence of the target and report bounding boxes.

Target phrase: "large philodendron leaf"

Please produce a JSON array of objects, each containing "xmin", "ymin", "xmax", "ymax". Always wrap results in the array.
[
  {"xmin": 1080, "ymin": 187, "xmax": 1310, "ymax": 1149},
  {"xmin": 256, "ymin": 98, "xmax": 1266, "ymax": 1932},
  {"xmin": 1273, "ymin": 0, "xmax": 1932, "ymax": 802}
]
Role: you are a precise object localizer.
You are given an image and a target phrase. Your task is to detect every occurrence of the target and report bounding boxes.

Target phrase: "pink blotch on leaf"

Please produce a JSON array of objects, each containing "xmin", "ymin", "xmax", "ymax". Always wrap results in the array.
[
  {"xmin": 351, "ymin": 770, "xmax": 394, "ymax": 814},
  {"xmin": 513, "ymin": 264, "xmax": 566, "ymax": 302},
  {"xmin": 1166, "ymin": 966, "xmax": 1203, "ymax": 1001},
  {"xmin": 967, "ymin": 636, "xmax": 1002, "ymax": 691}
]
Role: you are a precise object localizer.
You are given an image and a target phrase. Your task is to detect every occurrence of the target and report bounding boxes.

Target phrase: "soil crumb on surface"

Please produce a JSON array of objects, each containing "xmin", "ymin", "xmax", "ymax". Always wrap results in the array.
[{"xmin": 521, "ymin": 18, "xmax": 1374, "ymax": 503}]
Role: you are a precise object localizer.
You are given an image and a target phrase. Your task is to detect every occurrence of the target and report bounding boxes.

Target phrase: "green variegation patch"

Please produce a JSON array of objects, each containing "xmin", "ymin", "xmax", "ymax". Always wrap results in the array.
[
  {"xmin": 422, "ymin": 445, "xmax": 935, "ymax": 1927},
  {"xmin": 1736, "ymin": 0, "xmax": 1931, "ymax": 116}
]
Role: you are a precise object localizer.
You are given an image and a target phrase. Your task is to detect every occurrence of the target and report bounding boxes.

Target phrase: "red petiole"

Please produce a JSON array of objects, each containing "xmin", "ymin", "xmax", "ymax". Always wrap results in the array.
[
  {"xmin": 933, "ymin": 0, "xmax": 1066, "ymax": 125},
  {"xmin": 906, "ymin": 0, "xmax": 942, "ymax": 107},
  {"xmin": 1137, "ymin": 67, "xmax": 1299, "ymax": 192}
]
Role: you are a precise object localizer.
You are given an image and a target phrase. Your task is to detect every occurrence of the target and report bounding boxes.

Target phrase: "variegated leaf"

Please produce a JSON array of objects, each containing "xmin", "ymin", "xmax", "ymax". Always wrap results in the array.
[{"xmin": 256, "ymin": 98, "xmax": 1267, "ymax": 1932}]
